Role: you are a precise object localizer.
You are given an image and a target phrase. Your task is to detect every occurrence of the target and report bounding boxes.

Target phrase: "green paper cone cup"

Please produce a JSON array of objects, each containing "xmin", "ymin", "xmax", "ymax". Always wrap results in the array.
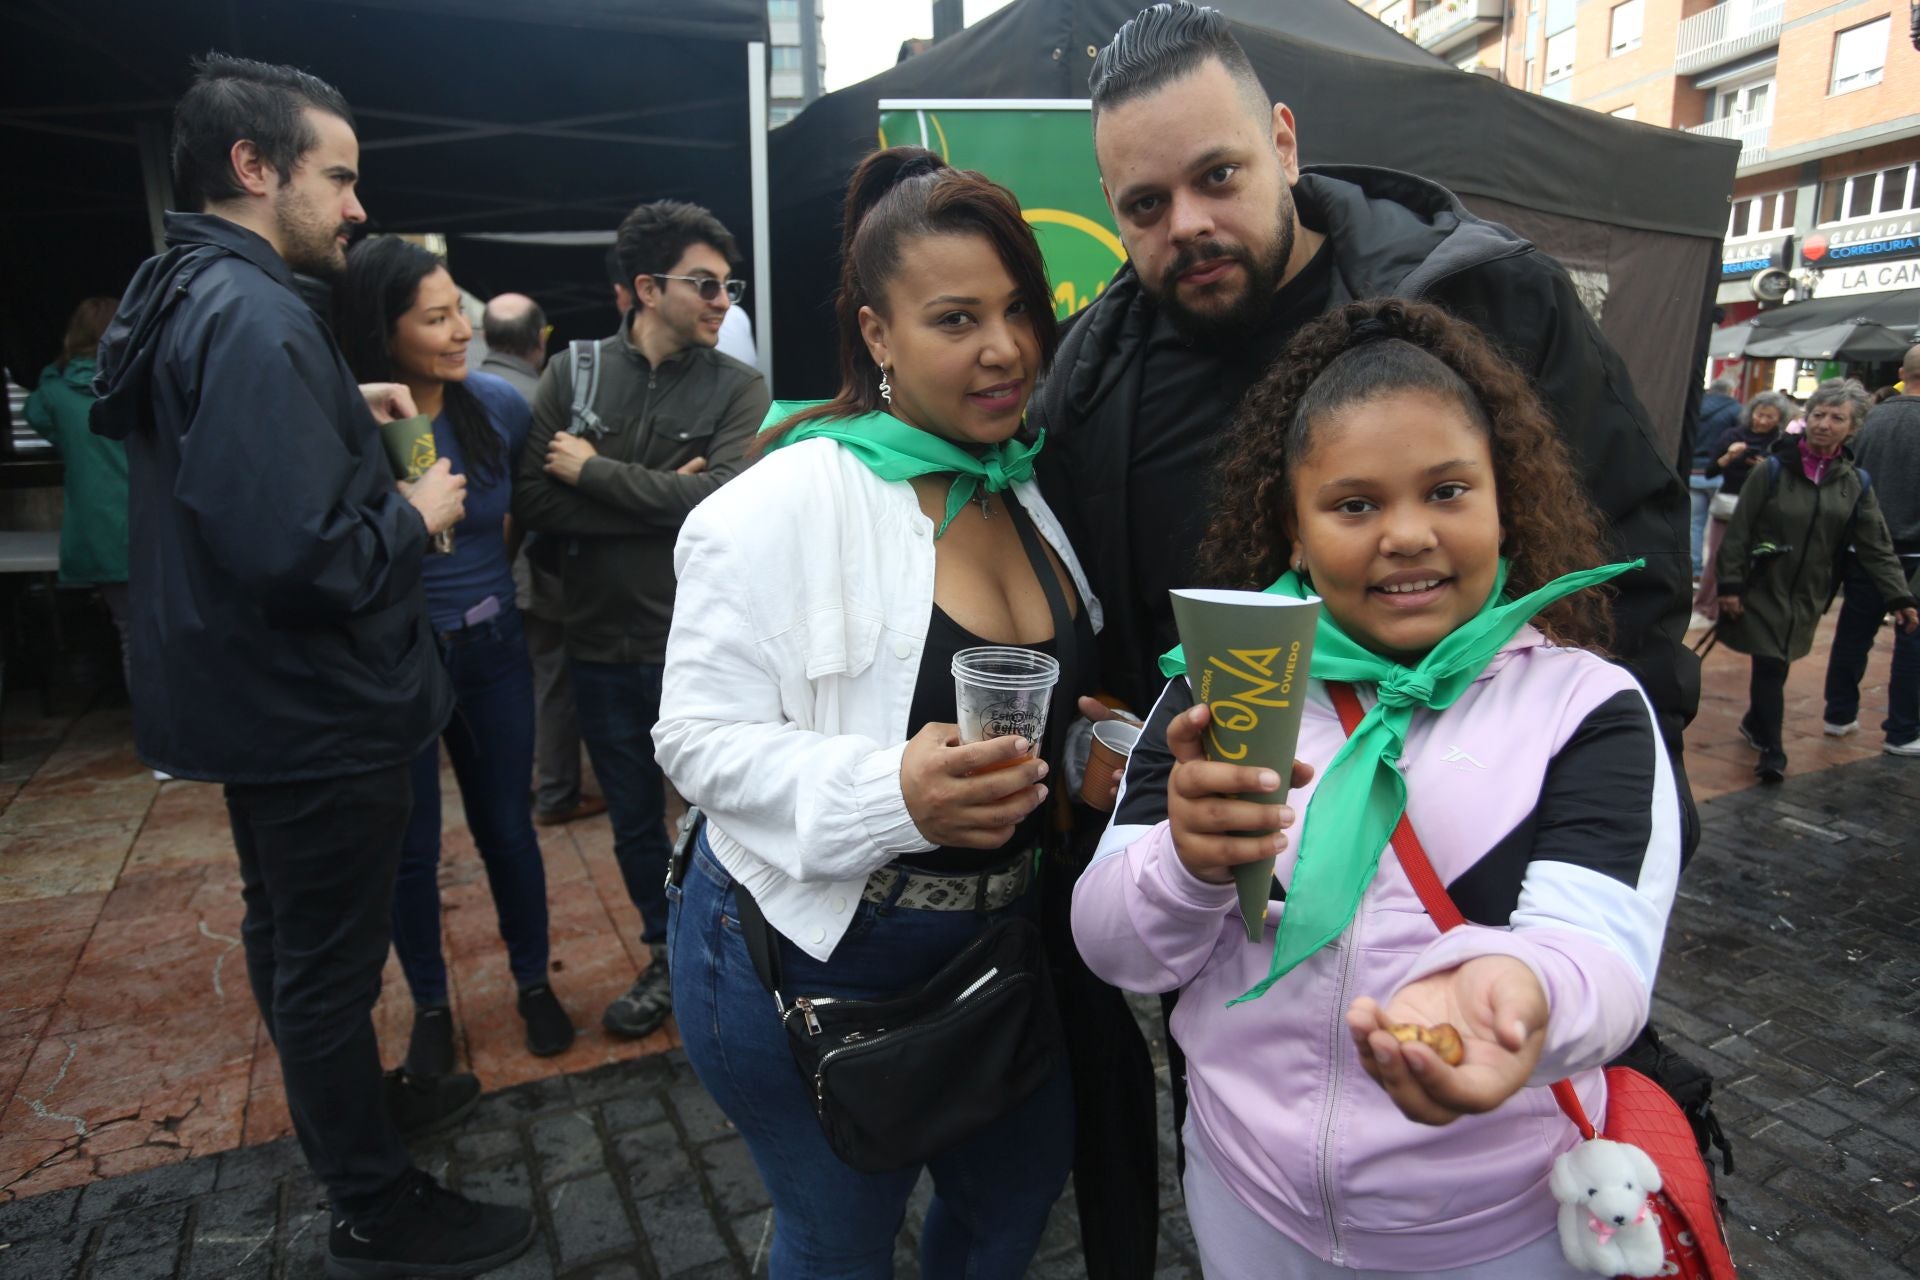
[
  {"xmin": 1169, "ymin": 588, "xmax": 1320, "ymax": 942},
  {"xmin": 378, "ymin": 415, "xmax": 455, "ymax": 555}
]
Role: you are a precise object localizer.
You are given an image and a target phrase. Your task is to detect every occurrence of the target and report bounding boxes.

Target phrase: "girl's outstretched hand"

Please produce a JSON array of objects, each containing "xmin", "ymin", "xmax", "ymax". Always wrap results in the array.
[{"xmin": 1345, "ymin": 955, "xmax": 1547, "ymax": 1126}]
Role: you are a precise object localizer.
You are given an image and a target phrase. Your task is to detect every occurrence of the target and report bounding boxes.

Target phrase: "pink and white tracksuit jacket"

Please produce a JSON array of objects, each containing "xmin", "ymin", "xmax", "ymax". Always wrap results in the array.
[{"xmin": 1072, "ymin": 630, "xmax": 1682, "ymax": 1271}]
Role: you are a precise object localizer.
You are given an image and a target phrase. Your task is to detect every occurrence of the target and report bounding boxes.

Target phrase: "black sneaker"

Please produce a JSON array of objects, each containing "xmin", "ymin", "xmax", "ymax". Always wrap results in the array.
[
  {"xmin": 405, "ymin": 1005, "xmax": 456, "ymax": 1077},
  {"xmin": 602, "ymin": 944, "xmax": 672, "ymax": 1039},
  {"xmin": 1755, "ymin": 748, "xmax": 1788, "ymax": 784},
  {"xmin": 518, "ymin": 984, "xmax": 575, "ymax": 1057},
  {"xmin": 1738, "ymin": 716, "xmax": 1765, "ymax": 753},
  {"xmin": 385, "ymin": 1068, "xmax": 481, "ymax": 1140},
  {"xmin": 326, "ymin": 1168, "xmax": 534, "ymax": 1279}
]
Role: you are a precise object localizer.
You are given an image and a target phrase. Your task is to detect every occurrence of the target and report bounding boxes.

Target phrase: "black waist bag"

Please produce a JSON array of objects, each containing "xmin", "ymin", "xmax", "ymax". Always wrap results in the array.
[{"xmin": 735, "ymin": 882, "xmax": 1061, "ymax": 1174}]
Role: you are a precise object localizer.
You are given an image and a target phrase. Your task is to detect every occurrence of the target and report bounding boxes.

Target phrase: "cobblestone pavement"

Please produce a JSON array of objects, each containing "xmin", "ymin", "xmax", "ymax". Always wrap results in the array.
[{"xmin": 2, "ymin": 751, "xmax": 1916, "ymax": 1279}]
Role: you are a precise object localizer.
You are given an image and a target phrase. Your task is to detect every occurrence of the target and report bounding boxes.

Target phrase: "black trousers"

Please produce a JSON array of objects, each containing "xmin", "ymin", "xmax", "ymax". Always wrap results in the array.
[
  {"xmin": 225, "ymin": 765, "xmax": 414, "ymax": 1222},
  {"xmin": 1747, "ymin": 655, "xmax": 1792, "ymax": 752}
]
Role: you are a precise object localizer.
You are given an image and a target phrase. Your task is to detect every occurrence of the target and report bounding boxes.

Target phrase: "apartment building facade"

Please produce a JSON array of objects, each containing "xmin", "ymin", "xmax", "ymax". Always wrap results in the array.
[
  {"xmin": 769, "ymin": 0, "xmax": 826, "ymax": 126},
  {"xmin": 1363, "ymin": 0, "xmax": 1918, "ymax": 388}
]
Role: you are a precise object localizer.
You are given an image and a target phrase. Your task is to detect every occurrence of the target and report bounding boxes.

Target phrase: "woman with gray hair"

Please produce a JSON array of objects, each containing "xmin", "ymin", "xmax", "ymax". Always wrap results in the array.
[
  {"xmin": 1714, "ymin": 379, "xmax": 1918, "ymax": 781},
  {"xmin": 1694, "ymin": 388, "xmax": 1794, "ymax": 617}
]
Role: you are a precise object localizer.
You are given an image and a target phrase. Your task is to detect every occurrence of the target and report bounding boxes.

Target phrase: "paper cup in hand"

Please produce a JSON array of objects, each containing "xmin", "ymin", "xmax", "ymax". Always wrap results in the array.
[
  {"xmin": 1168, "ymin": 588, "xmax": 1320, "ymax": 942},
  {"xmin": 1081, "ymin": 719, "xmax": 1141, "ymax": 807},
  {"xmin": 379, "ymin": 414, "xmax": 456, "ymax": 555},
  {"xmin": 951, "ymin": 647, "xmax": 1059, "ymax": 771}
]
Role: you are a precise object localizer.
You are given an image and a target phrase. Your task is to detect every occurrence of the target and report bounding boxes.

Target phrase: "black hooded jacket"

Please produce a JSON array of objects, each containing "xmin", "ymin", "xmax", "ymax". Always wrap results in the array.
[
  {"xmin": 1032, "ymin": 165, "xmax": 1698, "ymax": 756},
  {"xmin": 90, "ymin": 213, "xmax": 451, "ymax": 782}
]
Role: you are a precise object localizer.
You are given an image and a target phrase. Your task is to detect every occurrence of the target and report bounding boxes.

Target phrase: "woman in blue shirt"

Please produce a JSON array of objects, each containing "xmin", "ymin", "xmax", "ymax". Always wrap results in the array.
[{"xmin": 337, "ymin": 237, "xmax": 573, "ymax": 1073}]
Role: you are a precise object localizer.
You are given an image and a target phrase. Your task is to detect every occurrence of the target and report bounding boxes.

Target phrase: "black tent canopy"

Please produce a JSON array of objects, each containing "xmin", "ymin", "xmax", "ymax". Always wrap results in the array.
[
  {"xmin": 766, "ymin": 0, "xmax": 1740, "ymax": 461},
  {"xmin": 1, "ymin": 0, "xmax": 768, "ymax": 377}
]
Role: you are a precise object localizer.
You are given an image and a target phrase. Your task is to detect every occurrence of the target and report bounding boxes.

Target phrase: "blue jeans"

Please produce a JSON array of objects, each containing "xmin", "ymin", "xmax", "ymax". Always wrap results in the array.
[
  {"xmin": 1687, "ymin": 473, "xmax": 1721, "ymax": 578},
  {"xmin": 668, "ymin": 832, "xmax": 1073, "ymax": 1279},
  {"xmin": 393, "ymin": 608, "xmax": 551, "ymax": 1003},
  {"xmin": 1823, "ymin": 560, "xmax": 1920, "ymax": 746},
  {"xmin": 570, "ymin": 658, "xmax": 670, "ymax": 943}
]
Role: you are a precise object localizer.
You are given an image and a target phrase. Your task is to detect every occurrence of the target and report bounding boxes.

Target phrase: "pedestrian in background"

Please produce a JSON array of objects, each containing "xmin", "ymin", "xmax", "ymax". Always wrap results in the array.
[
  {"xmin": 1716, "ymin": 379, "xmax": 1918, "ymax": 782},
  {"xmin": 25, "ymin": 297, "xmax": 130, "ymax": 683},
  {"xmin": 89, "ymin": 54, "xmax": 531, "ymax": 1278},
  {"xmin": 1823, "ymin": 345, "xmax": 1920, "ymax": 756},
  {"xmin": 1694, "ymin": 389, "xmax": 1791, "ymax": 619},
  {"xmin": 337, "ymin": 236, "xmax": 576, "ymax": 1069},
  {"xmin": 1690, "ymin": 377, "xmax": 1740, "ymax": 579}
]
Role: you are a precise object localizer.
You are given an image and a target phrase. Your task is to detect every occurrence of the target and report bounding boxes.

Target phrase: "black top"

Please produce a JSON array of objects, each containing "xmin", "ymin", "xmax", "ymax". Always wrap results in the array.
[
  {"xmin": 1126, "ymin": 239, "xmax": 1334, "ymax": 670},
  {"xmin": 899, "ymin": 499, "xmax": 1097, "ymax": 874}
]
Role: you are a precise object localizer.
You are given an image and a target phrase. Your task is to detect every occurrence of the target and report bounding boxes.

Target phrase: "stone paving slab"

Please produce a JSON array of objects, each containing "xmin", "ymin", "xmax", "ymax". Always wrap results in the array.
[{"xmin": 3, "ymin": 747, "xmax": 1919, "ymax": 1277}]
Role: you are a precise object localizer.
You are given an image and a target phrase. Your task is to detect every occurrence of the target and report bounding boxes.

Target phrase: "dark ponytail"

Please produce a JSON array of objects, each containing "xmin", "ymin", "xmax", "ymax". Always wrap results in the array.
[
  {"xmin": 1196, "ymin": 298, "xmax": 1616, "ymax": 652},
  {"xmin": 756, "ymin": 145, "xmax": 1059, "ymax": 452}
]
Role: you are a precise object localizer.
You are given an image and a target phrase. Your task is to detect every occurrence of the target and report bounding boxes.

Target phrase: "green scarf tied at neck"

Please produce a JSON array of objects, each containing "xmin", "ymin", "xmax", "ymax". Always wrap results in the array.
[
  {"xmin": 1159, "ymin": 556, "xmax": 1643, "ymax": 1005},
  {"xmin": 761, "ymin": 400, "xmax": 1045, "ymax": 538}
]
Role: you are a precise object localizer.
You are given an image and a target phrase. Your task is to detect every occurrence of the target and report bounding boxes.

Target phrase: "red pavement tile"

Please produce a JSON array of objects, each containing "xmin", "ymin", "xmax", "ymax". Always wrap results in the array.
[
  {"xmin": 122, "ymin": 780, "xmax": 235, "ymax": 874},
  {"xmin": 48, "ymin": 903, "xmax": 250, "ymax": 1035}
]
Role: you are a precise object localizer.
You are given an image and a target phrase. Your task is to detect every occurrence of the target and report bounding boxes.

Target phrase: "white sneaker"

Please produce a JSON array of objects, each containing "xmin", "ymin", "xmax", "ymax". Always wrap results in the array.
[
  {"xmin": 152, "ymin": 770, "xmax": 173, "ymax": 782},
  {"xmin": 1823, "ymin": 720, "xmax": 1859, "ymax": 737},
  {"xmin": 1885, "ymin": 739, "xmax": 1920, "ymax": 757}
]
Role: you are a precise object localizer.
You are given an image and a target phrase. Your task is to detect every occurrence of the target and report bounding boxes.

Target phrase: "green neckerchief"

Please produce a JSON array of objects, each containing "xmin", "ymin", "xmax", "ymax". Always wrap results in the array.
[
  {"xmin": 761, "ymin": 400, "xmax": 1045, "ymax": 538},
  {"xmin": 1160, "ymin": 557, "xmax": 1643, "ymax": 1005}
]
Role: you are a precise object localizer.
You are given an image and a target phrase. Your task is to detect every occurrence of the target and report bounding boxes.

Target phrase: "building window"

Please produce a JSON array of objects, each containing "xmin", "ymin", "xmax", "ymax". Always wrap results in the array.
[
  {"xmin": 770, "ymin": 45, "xmax": 802, "ymax": 71},
  {"xmin": 1727, "ymin": 190, "xmax": 1795, "ymax": 238},
  {"xmin": 1544, "ymin": 28, "xmax": 1576, "ymax": 83},
  {"xmin": 1818, "ymin": 162, "xmax": 1918, "ymax": 223},
  {"xmin": 1609, "ymin": 0, "xmax": 1643, "ymax": 54},
  {"xmin": 1610, "ymin": 104, "xmax": 1638, "ymax": 120},
  {"xmin": 769, "ymin": 105, "xmax": 800, "ymax": 126},
  {"xmin": 1523, "ymin": 56, "xmax": 1536, "ymax": 90},
  {"xmin": 1829, "ymin": 16, "xmax": 1887, "ymax": 95},
  {"xmin": 768, "ymin": 0, "xmax": 799, "ymax": 18},
  {"xmin": 1714, "ymin": 77, "xmax": 1772, "ymax": 123},
  {"xmin": 1544, "ymin": 0, "xmax": 1574, "ymax": 34}
]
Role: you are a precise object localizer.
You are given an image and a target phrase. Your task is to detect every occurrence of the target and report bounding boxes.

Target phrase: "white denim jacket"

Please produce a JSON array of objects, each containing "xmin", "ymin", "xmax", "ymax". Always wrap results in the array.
[{"xmin": 653, "ymin": 436, "xmax": 1101, "ymax": 961}]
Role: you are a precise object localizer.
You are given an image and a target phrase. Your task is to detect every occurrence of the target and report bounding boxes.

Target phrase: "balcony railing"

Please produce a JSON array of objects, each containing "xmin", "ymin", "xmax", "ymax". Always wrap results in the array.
[
  {"xmin": 1408, "ymin": 0, "xmax": 1502, "ymax": 54},
  {"xmin": 1687, "ymin": 110, "xmax": 1771, "ymax": 167},
  {"xmin": 1675, "ymin": 0, "xmax": 1783, "ymax": 74}
]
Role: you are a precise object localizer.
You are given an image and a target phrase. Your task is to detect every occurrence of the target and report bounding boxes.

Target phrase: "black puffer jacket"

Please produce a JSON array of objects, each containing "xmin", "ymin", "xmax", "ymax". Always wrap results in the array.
[
  {"xmin": 1032, "ymin": 164, "xmax": 1696, "ymax": 755},
  {"xmin": 90, "ymin": 213, "xmax": 451, "ymax": 783}
]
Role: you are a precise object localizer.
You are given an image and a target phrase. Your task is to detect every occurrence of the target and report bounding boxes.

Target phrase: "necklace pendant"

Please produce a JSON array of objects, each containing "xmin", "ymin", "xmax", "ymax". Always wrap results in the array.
[{"xmin": 978, "ymin": 492, "xmax": 993, "ymax": 519}]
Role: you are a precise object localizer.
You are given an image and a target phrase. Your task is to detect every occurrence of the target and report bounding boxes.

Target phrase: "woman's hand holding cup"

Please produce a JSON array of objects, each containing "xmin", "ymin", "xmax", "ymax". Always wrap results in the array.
[
  {"xmin": 1167, "ymin": 703, "xmax": 1312, "ymax": 885},
  {"xmin": 901, "ymin": 723, "xmax": 1048, "ymax": 849}
]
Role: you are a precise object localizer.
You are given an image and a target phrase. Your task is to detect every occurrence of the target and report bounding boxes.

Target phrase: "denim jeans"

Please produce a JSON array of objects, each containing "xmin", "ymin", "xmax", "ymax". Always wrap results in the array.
[
  {"xmin": 669, "ymin": 832, "xmax": 1073, "ymax": 1279},
  {"xmin": 392, "ymin": 607, "xmax": 551, "ymax": 1003},
  {"xmin": 1823, "ymin": 559, "xmax": 1920, "ymax": 746},
  {"xmin": 1687, "ymin": 473, "xmax": 1721, "ymax": 578},
  {"xmin": 226, "ymin": 765, "xmax": 414, "ymax": 1222},
  {"xmin": 570, "ymin": 658, "xmax": 670, "ymax": 942}
]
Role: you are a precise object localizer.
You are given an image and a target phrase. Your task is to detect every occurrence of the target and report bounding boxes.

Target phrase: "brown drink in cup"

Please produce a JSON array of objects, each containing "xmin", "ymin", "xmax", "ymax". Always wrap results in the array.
[{"xmin": 1080, "ymin": 719, "xmax": 1142, "ymax": 806}]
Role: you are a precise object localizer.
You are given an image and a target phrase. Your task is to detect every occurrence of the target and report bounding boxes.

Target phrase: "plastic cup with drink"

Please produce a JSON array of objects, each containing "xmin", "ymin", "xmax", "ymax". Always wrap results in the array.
[{"xmin": 951, "ymin": 647, "xmax": 1059, "ymax": 771}]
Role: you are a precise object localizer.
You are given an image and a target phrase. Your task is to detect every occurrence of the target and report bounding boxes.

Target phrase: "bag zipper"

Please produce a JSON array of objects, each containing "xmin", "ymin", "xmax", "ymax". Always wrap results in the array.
[{"xmin": 801, "ymin": 971, "xmax": 1028, "ymax": 1104}]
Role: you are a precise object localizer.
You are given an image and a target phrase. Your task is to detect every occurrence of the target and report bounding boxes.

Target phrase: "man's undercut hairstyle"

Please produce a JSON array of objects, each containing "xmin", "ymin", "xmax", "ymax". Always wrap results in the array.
[
  {"xmin": 614, "ymin": 201, "xmax": 740, "ymax": 310},
  {"xmin": 1089, "ymin": 3, "xmax": 1268, "ymax": 124},
  {"xmin": 172, "ymin": 53, "xmax": 354, "ymax": 211},
  {"xmin": 484, "ymin": 297, "xmax": 547, "ymax": 357}
]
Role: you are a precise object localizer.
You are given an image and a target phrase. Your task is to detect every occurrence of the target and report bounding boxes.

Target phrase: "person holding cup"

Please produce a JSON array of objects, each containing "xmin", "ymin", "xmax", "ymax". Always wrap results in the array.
[{"xmin": 653, "ymin": 147, "xmax": 1099, "ymax": 1276}]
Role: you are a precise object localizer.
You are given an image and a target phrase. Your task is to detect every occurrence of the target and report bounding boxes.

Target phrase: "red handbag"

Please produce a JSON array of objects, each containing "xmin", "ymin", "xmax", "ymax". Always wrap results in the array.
[{"xmin": 1329, "ymin": 683, "xmax": 1736, "ymax": 1279}]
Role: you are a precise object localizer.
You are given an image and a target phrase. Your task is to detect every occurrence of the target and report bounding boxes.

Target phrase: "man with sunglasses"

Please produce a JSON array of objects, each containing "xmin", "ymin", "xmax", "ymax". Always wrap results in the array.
[{"xmin": 515, "ymin": 199, "xmax": 768, "ymax": 1038}]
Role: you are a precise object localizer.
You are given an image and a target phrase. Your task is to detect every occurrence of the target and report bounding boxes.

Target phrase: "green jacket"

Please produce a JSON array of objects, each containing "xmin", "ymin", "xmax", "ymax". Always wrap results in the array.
[
  {"xmin": 24, "ymin": 357, "xmax": 128, "ymax": 584},
  {"xmin": 1715, "ymin": 438, "xmax": 1916, "ymax": 663},
  {"xmin": 512, "ymin": 322, "xmax": 768, "ymax": 664}
]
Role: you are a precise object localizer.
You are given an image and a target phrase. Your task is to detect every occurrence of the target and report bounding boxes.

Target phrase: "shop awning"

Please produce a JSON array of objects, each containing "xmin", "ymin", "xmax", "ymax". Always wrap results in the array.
[
  {"xmin": 1708, "ymin": 322, "xmax": 1753, "ymax": 359},
  {"xmin": 1743, "ymin": 287, "xmax": 1920, "ymax": 361}
]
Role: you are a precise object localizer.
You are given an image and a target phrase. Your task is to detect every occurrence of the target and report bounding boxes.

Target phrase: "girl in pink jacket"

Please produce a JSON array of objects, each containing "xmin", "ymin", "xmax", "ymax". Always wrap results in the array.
[{"xmin": 1072, "ymin": 299, "xmax": 1681, "ymax": 1278}]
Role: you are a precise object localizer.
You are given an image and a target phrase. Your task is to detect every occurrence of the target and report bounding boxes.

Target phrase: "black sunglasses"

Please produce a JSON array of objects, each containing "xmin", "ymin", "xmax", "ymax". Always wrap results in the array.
[{"xmin": 653, "ymin": 274, "xmax": 746, "ymax": 304}]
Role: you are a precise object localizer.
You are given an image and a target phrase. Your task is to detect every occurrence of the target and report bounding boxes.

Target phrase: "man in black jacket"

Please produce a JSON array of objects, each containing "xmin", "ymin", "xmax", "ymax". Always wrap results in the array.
[
  {"xmin": 91, "ymin": 55, "xmax": 532, "ymax": 1279},
  {"xmin": 1036, "ymin": 4, "xmax": 1699, "ymax": 805}
]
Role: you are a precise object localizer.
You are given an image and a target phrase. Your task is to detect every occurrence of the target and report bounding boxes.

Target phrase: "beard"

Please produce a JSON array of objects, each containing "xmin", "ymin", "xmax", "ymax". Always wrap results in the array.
[
  {"xmin": 1151, "ymin": 190, "xmax": 1297, "ymax": 346},
  {"xmin": 274, "ymin": 187, "xmax": 351, "ymax": 279}
]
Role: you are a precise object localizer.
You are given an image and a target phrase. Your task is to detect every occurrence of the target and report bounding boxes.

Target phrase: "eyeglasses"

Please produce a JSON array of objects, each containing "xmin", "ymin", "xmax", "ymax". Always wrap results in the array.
[{"xmin": 653, "ymin": 274, "xmax": 746, "ymax": 304}]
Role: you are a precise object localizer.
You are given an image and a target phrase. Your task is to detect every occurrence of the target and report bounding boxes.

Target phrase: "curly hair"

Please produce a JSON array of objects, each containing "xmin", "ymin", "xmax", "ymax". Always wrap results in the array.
[{"xmin": 1196, "ymin": 297, "xmax": 1616, "ymax": 652}]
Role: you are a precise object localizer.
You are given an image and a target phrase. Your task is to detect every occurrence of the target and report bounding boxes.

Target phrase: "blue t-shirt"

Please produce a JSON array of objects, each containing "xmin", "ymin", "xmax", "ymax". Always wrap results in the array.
[{"xmin": 422, "ymin": 370, "xmax": 532, "ymax": 630}]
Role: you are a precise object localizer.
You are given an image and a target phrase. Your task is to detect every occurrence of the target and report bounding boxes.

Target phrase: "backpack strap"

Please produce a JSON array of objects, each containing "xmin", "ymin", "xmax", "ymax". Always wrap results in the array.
[
  {"xmin": 1327, "ymin": 681, "xmax": 1597, "ymax": 1140},
  {"xmin": 567, "ymin": 339, "xmax": 606, "ymax": 438}
]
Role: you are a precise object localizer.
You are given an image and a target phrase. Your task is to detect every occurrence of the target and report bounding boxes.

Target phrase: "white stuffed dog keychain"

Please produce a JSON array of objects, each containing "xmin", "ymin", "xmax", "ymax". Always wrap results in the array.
[{"xmin": 1550, "ymin": 1138, "xmax": 1667, "ymax": 1277}]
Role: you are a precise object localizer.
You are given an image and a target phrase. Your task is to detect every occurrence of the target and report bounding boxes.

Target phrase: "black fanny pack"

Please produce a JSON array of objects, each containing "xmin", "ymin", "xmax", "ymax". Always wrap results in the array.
[{"xmin": 733, "ymin": 874, "xmax": 1061, "ymax": 1174}]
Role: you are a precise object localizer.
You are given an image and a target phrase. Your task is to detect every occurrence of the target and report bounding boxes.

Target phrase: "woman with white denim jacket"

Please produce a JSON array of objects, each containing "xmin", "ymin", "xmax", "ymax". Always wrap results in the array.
[{"xmin": 652, "ymin": 148, "xmax": 1101, "ymax": 1278}]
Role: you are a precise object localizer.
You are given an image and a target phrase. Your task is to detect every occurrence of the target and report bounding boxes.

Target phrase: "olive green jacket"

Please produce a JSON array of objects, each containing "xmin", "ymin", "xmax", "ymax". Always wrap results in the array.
[{"xmin": 1715, "ymin": 438, "xmax": 1916, "ymax": 663}]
